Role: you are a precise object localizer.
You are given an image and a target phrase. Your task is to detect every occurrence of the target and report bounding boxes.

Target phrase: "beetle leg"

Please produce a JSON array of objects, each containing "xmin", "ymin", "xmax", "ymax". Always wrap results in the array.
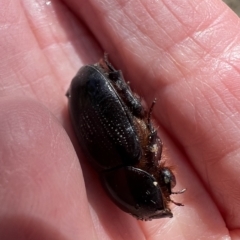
[
  {"xmin": 144, "ymin": 99, "xmax": 162, "ymax": 166},
  {"xmin": 169, "ymin": 198, "xmax": 184, "ymax": 206},
  {"xmin": 104, "ymin": 62, "xmax": 145, "ymax": 117},
  {"xmin": 147, "ymin": 98, "xmax": 157, "ymax": 126},
  {"xmin": 144, "ymin": 128, "xmax": 162, "ymax": 168},
  {"xmin": 101, "ymin": 54, "xmax": 145, "ymax": 118},
  {"xmin": 104, "ymin": 52, "xmax": 116, "ymax": 72},
  {"xmin": 169, "ymin": 188, "xmax": 186, "ymax": 206},
  {"xmin": 109, "ymin": 70, "xmax": 123, "ymax": 82},
  {"xmin": 171, "ymin": 188, "xmax": 186, "ymax": 194}
]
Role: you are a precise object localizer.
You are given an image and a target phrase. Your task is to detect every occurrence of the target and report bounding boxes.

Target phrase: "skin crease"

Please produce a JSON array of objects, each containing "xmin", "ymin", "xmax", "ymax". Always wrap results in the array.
[{"xmin": 0, "ymin": 0, "xmax": 240, "ymax": 239}]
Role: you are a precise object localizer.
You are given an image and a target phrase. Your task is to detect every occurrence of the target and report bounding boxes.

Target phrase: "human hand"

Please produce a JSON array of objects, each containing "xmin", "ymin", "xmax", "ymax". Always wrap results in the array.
[{"xmin": 0, "ymin": 0, "xmax": 239, "ymax": 239}]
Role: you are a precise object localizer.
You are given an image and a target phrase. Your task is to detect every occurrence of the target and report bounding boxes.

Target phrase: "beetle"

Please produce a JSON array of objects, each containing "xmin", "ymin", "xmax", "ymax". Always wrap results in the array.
[{"xmin": 66, "ymin": 54, "xmax": 185, "ymax": 220}]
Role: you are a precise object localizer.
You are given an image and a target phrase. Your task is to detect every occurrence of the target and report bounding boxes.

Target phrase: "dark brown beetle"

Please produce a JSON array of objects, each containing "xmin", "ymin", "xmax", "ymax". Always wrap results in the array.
[{"xmin": 66, "ymin": 54, "xmax": 185, "ymax": 220}]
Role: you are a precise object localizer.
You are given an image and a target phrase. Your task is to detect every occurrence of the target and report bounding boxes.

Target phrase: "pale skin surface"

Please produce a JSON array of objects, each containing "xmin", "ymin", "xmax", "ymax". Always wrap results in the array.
[{"xmin": 0, "ymin": 0, "xmax": 240, "ymax": 239}]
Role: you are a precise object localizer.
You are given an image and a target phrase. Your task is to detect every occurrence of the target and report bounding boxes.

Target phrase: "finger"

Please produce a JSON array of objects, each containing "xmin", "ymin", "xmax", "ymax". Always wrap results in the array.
[{"xmin": 0, "ymin": 96, "xmax": 97, "ymax": 239}]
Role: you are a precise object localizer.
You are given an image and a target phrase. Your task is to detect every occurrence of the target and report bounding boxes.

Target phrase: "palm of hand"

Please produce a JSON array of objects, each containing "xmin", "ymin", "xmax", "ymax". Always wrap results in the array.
[{"xmin": 0, "ymin": 1, "xmax": 239, "ymax": 239}]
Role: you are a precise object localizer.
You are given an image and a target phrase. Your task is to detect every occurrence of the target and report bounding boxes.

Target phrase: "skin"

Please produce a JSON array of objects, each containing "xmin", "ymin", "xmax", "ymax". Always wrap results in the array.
[{"xmin": 0, "ymin": 0, "xmax": 239, "ymax": 239}]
